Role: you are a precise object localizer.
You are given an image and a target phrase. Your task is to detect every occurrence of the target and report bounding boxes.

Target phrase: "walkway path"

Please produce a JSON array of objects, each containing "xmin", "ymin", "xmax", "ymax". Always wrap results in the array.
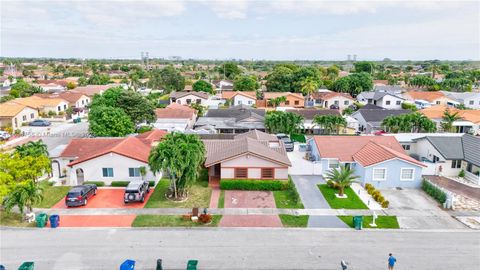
[
  {"xmin": 209, "ymin": 188, "xmax": 220, "ymax": 209},
  {"xmin": 290, "ymin": 175, "xmax": 348, "ymax": 228},
  {"xmin": 425, "ymin": 175, "xmax": 480, "ymax": 200}
]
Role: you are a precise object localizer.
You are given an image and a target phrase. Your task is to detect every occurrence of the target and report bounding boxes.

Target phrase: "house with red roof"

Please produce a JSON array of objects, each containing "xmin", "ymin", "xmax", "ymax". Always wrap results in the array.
[
  {"xmin": 153, "ymin": 103, "xmax": 197, "ymax": 132},
  {"xmin": 53, "ymin": 129, "xmax": 167, "ymax": 185},
  {"xmin": 307, "ymin": 136, "xmax": 426, "ymax": 188}
]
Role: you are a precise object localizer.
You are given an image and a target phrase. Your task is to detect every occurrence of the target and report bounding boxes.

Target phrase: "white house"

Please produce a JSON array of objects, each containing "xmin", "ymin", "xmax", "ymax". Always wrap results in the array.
[
  {"xmin": 0, "ymin": 102, "xmax": 38, "ymax": 128},
  {"xmin": 311, "ymin": 91, "xmax": 354, "ymax": 111},
  {"xmin": 53, "ymin": 130, "xmax": 167, "ymax": 185},
  {"xmin": 170, "ymin": 91, "xmax": 210, "ymax": 106},
  {"xmin": 222, "ymin": 91, "xmax": 257, "ymax": 106},
  {"xmin": 357, "ymin": 91, "xmax": 405, "ymax": 109},
  {"xmin": 154, "ymin": 103, "xmax": 197, "ymax": 132},
  {"xmin": 440, "ymin": 91, "xmax": 480, "ymax": 109}
]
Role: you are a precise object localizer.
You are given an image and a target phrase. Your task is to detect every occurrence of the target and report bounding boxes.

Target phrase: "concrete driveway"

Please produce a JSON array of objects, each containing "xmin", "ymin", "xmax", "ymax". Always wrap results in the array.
[
  {"xmin": 52, "ymin": 188, "xmax": 153, "ymax": 209},
  {"xmin": 381, "ymin": 188, "xmax": 466, "ymax": 229},
  {"xmin": 291, "ymin": 175, "xmax": 347, "ymax": 228}
]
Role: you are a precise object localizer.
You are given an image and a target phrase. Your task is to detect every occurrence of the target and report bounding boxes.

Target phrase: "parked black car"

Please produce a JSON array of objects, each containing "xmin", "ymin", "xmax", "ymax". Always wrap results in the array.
[
  {"xmin": 329, "ymin": 104, "xmax": 340, "ymax": 110},
  {"xmin": 276, "ymin": 133, "xmax": 294, "ymax": 152},
  {"xmin": 124, "ymin": 180, "xmax": 150, "ymax": 203},
  {"xmin": 29, "ymin": 119, "xmax": 51, "ymax": 126},
  {"xmin": 65, "ymin": 184, "xmax": 97, "ymax": 207}
]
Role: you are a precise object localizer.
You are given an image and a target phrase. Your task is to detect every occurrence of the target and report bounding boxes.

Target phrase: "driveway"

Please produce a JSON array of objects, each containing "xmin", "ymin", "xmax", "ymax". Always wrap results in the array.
[
  {"xmin": 52, "ymin": 188, "xmax": 153, "ymax": 209},
  {"xmin": 291, "ymin": 175, "xmax": 348, "ymax": 228},
  {"xmin": 219, "ymin": 190, "xmax": 282, "ymax": 227},
  {"xmin": 425, "ymin": 175, "xmax": 480, "ymax": 200},
  {"xmin": 381, "ymin": 188, "xmax": 466, "ymax": 229}
]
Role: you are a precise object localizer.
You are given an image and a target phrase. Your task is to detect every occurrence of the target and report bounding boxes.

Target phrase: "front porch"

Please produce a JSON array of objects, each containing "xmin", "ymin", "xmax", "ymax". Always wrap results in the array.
[{"xmin": 207, "ymin": 164, "xmax": 221, "ymax": 187}]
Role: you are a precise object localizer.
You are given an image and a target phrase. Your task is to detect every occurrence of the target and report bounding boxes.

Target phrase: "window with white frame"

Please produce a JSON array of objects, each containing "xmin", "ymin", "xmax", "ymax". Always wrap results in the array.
[
  {"xmin": 400, "ymin": 168, "xmax": 414, "ymax": 181},
  {"xmin": 102, "ymin": 168, "xmax": 114, "ymax": 177},
  {"xmin": 129, "ymin": 168, "xmax": 140, "ymax": 177},
  {"xmin": 372, "ymin": 168, "xmax": 386, "ymax": 181},
  {"xmin": 328, "ymin": 159, "xmax": 339, "ymax": 169}
]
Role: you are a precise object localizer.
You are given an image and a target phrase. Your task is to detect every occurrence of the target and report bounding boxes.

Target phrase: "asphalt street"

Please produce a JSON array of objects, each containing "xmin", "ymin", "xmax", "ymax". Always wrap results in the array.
[
  {"xmin": 1, "ymin": 228, "xmax": 478, "ymax": 270},
  {"xmin": 20, "ymin": 121, "xmax": 89, "ymax": 151}
]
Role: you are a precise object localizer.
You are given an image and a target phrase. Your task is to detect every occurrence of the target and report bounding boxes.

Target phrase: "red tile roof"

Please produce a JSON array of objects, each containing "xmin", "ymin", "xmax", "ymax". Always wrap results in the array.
[
  {"xmin": 61, "ymin": 131, "xmax": 167, "ymax": 166},
  {"xmin": 312, "ymin": 136, "xmax": 424, "ymax": 167},
  {"xmin": 155, "ymin": 104, "xmax": 196, "ymax": 119},
  {"xmin": 311, "ymin": 92, "xmax": 354, "ymax": 100}
]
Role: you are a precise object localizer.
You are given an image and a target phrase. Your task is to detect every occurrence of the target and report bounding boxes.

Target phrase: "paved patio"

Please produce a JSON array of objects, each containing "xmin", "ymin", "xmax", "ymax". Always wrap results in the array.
[{"xmin": 52, "ymin": 189, "xmax": 153, "ymax": 209}]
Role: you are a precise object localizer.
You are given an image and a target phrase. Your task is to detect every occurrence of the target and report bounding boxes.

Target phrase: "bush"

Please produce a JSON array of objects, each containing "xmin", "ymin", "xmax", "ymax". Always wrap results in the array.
[
  {"xmin": 290, "ymin": 134, "xmax": 306, "ymax": 143},
  {"xmin": 422, "ymin": 179, "xmax": 447, "ymax": 204},
  {"xmin": 365, "ymin": 183, "xmax": 373, "ymax": 190},
  {"xmin": 198, "ymin": 214, "xmax": 212, "ymax": 224},
  {"xmin": 381, "ymin": 200, "xmax": 390, "ymax": 208},
  {"xmin": 110, "ymin": 180, "xmax": 156, "ymax": 187},
  {"xmin": 47, "ymin": 110, "xmax": 56, "ymax": 117},
  {"xmin": 458, "ymin": 169, "xmax": 465, "ymax": 178},
  {"xmin": 377, "ymin": 195, "xmax": 385, "ymax": 204},
  {"xmin": 287, "ymin": 176, "xmax": 301, "ymax": 204},
  {"xmin": 220, "ymin": 179, "xmax": 289, "ymax": 191},
  {"xmin": 83, "ymin": 181, "xmax": 105, "ymax": 187}
]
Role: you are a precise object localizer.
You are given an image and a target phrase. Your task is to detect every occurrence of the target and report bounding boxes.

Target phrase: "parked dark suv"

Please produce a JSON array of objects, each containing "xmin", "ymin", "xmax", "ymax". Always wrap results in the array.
[
  {"xmin": 276, "ymin": 133, "xmax": 294, "ymax": 152},
  {"xmin": 124, "ymin": 180, "xmax": 150, "ymax": 203},
  {"xmin": 65, "ymin": 184, "xmax": 97, "ymax": 207}
]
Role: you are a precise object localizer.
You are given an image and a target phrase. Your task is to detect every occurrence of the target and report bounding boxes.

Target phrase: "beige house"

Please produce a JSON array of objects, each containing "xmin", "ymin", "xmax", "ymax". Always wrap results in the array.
[
  {"xmin": 311, "ymin": 92, "xmax": 354, "ymax": 111},
  {"xmin": 203, "ymin": 130, "xmax": 291, "ymax": 184},
  {"xmin": 0, "ymin": 102, "xmax": 38, "ymax": 128},
  {"xmin": 10, "ymin": 96, "xmax": 69, "ymax": 115},
  {"xmin": 35, "ymin": 92, "xmax": 90, "ymax": 109}
]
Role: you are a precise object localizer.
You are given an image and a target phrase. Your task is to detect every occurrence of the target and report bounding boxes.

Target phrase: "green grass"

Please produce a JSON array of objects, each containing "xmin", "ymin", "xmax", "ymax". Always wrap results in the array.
[
  {"xmin": 0, "ymin": 211, "xmax": 35, "ymax": 227},
  {"xmin": 33, "ymin": 181, "xmax": 71, "ymax": 208},
  {"xmin": 279, "ymin": 214, "xmax": 309, "ymax": 227},
  {"xmin": 290, "ymin": 133, "xmax": 306, "ymax": 143},
  {"xmin": 318, "ymin": 184, "xmax": 368, "ymax": 209},
  {"xmin": 218, "ymin": 190, "xmax": 225, "ymax": 208},
  {"xmin": 132, "ymin": 215, "xmax": 222, "ymax": 227},
  {"xmin": 144, "ymin": 179, "xmax": 211, "ymax": 208},
  {"xmin": 273, "ymin": 190, "xmax": 304, "ymax": 209},
  {"xmin": 338, "ymin": 215, "xmax": 400, "ymax": 229}
]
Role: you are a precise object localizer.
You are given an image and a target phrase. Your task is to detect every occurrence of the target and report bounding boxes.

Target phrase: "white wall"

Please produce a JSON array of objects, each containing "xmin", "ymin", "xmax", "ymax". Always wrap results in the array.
[
  {"xmin": 74, "ymin": 96, "xmax": 90, "ymax": 108},
  {"xmin": 42, "ymin": 101, "xmax": 69, "ymax": 114},
  {"xmin": 173, "ymin": 95, "xmax": 208, "ymax": 106},
  {"xmin": 323, "ymin": 96, "xmax": 353, "ymax": 110},
  {"xmin": 69, "ymin": 153, "xmax": 159, "ymax": 185},
  {"xmin": 7, "ymin": 107, "xmax": 38, "ymax": 128},
  {"xmin": 376, "ymin": 95, "xmax": 403, "ymax": 109},
  {"xmin": 233, "ymin": 95, "xmax": 255, "ymax": 106}
]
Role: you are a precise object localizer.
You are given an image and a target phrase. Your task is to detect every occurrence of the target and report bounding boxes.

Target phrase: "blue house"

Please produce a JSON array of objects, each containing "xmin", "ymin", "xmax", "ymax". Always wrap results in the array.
[{"xmin": 307, "ymin": 136, "xmax": 426, "ymax": 188}]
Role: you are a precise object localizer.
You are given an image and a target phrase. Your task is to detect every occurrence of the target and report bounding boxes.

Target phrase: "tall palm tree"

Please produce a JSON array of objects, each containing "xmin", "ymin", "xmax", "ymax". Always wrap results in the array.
[
  {"xmin": 3, "ymin": 180, "xmax": 44, "ymax": 215},
  {"xmin": 441, "ymin": 109, "xmax": 461, "ymax": 132},
  {"xmin": 300, "ymin": 77, "xmax": 319, "ymax": 101},
  {"xmin": 325, "ymin": 165, "xmax": 359, "ymax": 197},
  {"xmin": 148, "ymin": 133, "xmax": 205, "ymax": 199},
  {"xmin": 313, "ymin": 115, "xmax": 346, "ymax": 134},
  {"xmin": 268, "ymin": 96, "xmax": 287, "ymax": 107}
]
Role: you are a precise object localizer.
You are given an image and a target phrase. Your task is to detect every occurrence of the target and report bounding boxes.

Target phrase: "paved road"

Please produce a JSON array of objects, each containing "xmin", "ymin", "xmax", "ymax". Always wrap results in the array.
[
  {"xmin": 291, "ymin": 175, "xmax": 348, "ymax": 228},
  {"xmin": 1, "ymin": 228, "xmax": 478, "ymax": 270}
]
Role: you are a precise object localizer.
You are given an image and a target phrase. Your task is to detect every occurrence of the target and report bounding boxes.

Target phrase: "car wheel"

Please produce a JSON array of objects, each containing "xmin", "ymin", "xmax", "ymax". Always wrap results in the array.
[
  {"xmin": 94, "ymin": 189, "xmax": 97, "ymax": 195},
  {"xmin": 141, "ymin": 196, "xmax": 145, "ymax": 203},
  {"xmin": 147, "ymin": 187, "xmax": 150, "ymax": 194},
  {"xmin": 84, "ymin": 199, "xmax": 87, "ymax": 206}
]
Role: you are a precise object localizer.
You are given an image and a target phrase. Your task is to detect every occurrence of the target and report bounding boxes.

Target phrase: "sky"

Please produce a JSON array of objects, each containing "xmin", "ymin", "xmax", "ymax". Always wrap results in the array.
[{"xmin": 1, "ymin": 0, "xmax": 479, "ymax": 60}]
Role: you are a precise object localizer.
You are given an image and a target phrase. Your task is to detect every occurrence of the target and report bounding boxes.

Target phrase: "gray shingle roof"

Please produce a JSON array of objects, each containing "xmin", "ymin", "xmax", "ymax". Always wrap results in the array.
[
  {"xmin": 424, "ymin": 136, "xmax": 464, "ymax": 159},
  {"xmin": 462, "ymin": 134, "xmax": 480, "ymax": 167},
  {"xmin": 206, "ymin": 105, "xmax": 265, "ymax": 119},
  {"xmin": 356, "ymin": 108, "xmax": 409, "ymax": 122},
  {"xmin": 169, "ymin": 91, "xmax": 209, "ymax": 99}
]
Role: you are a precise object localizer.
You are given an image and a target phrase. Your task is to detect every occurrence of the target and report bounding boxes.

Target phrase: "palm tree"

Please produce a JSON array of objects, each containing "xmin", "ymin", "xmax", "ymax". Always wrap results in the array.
[
  {"xmin": 325, "ymin": 165, "xmax": 359, "ymax": 197},
  {"xmin": 268, "ymin": 96, "xmax": 287, "ymax": 107},
  {"xmin": 3, "ymin": 180, "xmax": 44, "ymax": 215},
  {"xmin": 15, "ymin": 140, "xmax": 49, "ymax": 158},
  {"xmin": 148, "ymin": 133, "xmax": 205, "ymax": 199},
  {"xmin": 300, "ymin": 77, "xmax": 319, "ymax": 101},
  {"xmin": 441, "ymin": 109, "xmax": 461, "ymax": 132},
  {"xmin": 313, "ymin": 114, "xmax": 346, "ymax": 134}
]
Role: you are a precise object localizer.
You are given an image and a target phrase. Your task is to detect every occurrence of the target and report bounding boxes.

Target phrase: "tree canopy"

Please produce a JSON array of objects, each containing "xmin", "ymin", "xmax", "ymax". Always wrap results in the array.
[
  {"xmin": 354, "ymin": 61, "xmax": 375, "ymax": 74},
  {"xmin": 192, "ymin": 80, "xmax": 214, "ymax": 94},
  {"xmin": 148, "ymin": 133, "xmax": 205, "ymax": 199},
  {"xmin": 266, "ymin": 65, "xmax": 322, "ymax": 93},
  {"xmin": 331, "ymin": 72, "xmax": 373, "ymax": 97},
  {"xmin": 218, "ymin": 62, "xmax": 242, "ymax": 79},
  {"xmin": 88, "ymin": 106, "xmax": 135, "ymax": 137},
  {"xmin": 381, "ymin": 112, "xmax": 437, "ymax": 133},
  {"xmin": 233, "ymin": 75, "xmax": 259, "ymax": 91},
  {"xmin": 312, "ymin": 114, "xmax": 347, "ymax": 134},
  {"xmin": 264, "ymin": 111, "xmax": 304, "ymax": 134},
  {"xmin": 116, "ymin": 90, "xmax": 156, "ymax": 124},
  {"xmin": 148, "ymin": 66, "xmax": 185, "ymax": 92}
]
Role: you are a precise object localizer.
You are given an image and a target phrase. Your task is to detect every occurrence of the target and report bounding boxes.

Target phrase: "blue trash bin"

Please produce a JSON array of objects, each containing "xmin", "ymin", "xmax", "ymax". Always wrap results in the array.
[
  {"xmin": 120, "ymin": 259, "xmax": 135, "ymax": 270},
  {"xmin": 49, "ymin": 215, "xmax": 60, "ymax": 228}
]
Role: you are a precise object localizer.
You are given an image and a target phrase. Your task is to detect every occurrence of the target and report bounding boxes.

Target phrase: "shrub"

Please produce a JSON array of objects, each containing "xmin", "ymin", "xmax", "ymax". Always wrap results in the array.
[
  {"xmin": 372, "ymin": 190, "xmax": 380, "ymax": 198},
  {"xmin": 198, "ymin": 213, "xmax": 212, "ymax": 224},
  {"xmin": 458, "ymin": 169, "xmax": 465, "ymax": 178},
  {"xmin": 422, "ymin": 179, "xmax": 447, "ymax": 204},
  {"xmin": 287, "ymin": 176, "xmax": 301, "ymax": 204},
  {"xmin": 381, "ymin": 200, "xmax": 390, "ymax": 208},
  {"xmin": 290, "ymin": 133, "xmax": 306, "ymax": 143},
  {"xmin": 220, "ymin": 179, "xmax": 289, "ymax": 191},
  {"xmin": 364, "ymin": 183, "xmax": 373, "ymax": 190},
  {"xmin": 110, "ymin": 181, "xmax": 130, "ymax": 187},
  {"xmin": 83, "ymin": 181, "xmax": 105, "ymax": 187},
  {"xmin": 377, "ymin": 195, "xmax": 385, "ymax": 204},
  {"xmin": 58, "ymin": 111, "xmax": 65, "ymax": 116},
  {"xmin": 47, "ymin": 110, "xmax": 56, "ymax": 117},
  {"xmin": 148, "ymin": 181, "xmax": 155, "ymax": 187}
]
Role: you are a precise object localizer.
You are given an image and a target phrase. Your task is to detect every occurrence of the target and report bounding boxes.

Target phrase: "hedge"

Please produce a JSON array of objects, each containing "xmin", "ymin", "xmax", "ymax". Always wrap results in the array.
[
  {"xmin": 290, "ymin": 133, "xmax": 306, "ymax": 143},
  {"xmin": 83, "ymin": 181, "xmax": 105, "ymax": 187},
  {"xmin": 110, "ymin": 180, "xmax": 156, "ymax": 187},
  {"xmin": 220, "ymin": 179, "xmax": 289, "ymax": 191},
  {"xmin": 422, "ymin": 179, "xmax": 447, "ymax": 204}
]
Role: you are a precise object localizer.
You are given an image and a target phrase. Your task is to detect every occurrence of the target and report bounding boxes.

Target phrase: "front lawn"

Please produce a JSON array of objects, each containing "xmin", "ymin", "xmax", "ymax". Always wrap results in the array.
[
  {"xmin": 144, "ymin": 179, "xmax": 211, "ymax": 208},
  {"xmin": 132, "ymin": 215, "xmax": 222, "ymax": 227},
  {"xmin": 33, "ymin": 181, "xmax": 70, "ymax": 208},
  {"xmin": 0, "ymin": 211, "xmax": 35, "ymax": 227},
  {"xmin": 273, "ymin": 190, "xmax": 304, "ymax": 209},
  {"xmin": 279, "ymin": 214, "xmax": 309, "ymax": 227},
  {"xmin": 338, "ymin": 215, "xmax": 400, "ymax": 229},
  {"xmin": 318, "ymin": 184, "xmax": 368, "ymax": 209},
  {"xmin": 218, "ymin": 190, "xmax": 225, "ymax": 208}
]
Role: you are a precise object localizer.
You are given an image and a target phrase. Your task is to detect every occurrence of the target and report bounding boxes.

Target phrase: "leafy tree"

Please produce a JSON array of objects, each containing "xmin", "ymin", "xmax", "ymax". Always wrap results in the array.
[
  {"xmin": 66, "ymin": 82, "xmax": 76, "ymax": 89},
  {"xmin": 78, "ymin": 76, "xmax": 88, "ymax": 86},
  {"xmin": 192, "ymin": 80, "xmax": 214, "ymax": 94},
  {"xmin": 15, "ymin": 140, "xmax": 49, "ymax": 158},
  {"xmin": 148, "ymin": 66, "xmax": 185, "ymax": 92},
  {"xmin": 325, "ymin": 165, "xmax": 359, "ymax": 197},
  {"xmin": 2, "ymin": 180, "xmax": 44, "ymax": 214},
  {"xmin": 442, "ymin": 78, "xmax": 472, "ymax": 92},
  {"xmin": 312, "ymin": 114, "xmax": 347, "ymax": 134},
  {"xmin": 264, "ymin": 111, "xmax": 304, "ymax": 134},
  {"xmin": 10, "ymin": 80, "xmax": 37, "ymax": 97},
  {"xmin": 331, "ymin": 72, "xmax": 373, "ymax": 97},
  {"xmin": 300, "ymin": 77, "xmax": 319, "ymax": 100},
  {"xmin": 148, "ymin": 133, "xmax": 205, "ymax": 199},
  {"xmin": 326, "ymin": 65, "xmax": 340, "ymax": 80},
  {"xmin": 190, "ymin": 103, "xmax": 206, "ymax": 116},
  {"xmin": 408, "ymin": 75, "xmax": 436, "ymax": 88},
  {"xmin": 90, "ymin": 87, "xmax": 124, "ymax": 108},
  {"xmin": 401, "ymin": 102, "xmax": 417, "ymax": 111},
  {"xmin": 266, "ymin": 66, "xmax": 295, "ymax": 92},
  {"xmin": 382, "ymin": 112, "xmax": 436, "ymax": 133},
  {"xmin": 233, "ymin": 75, "xmax": 259, "ymax": 91},
  {"xmin": 88, "ymin": 106, "xmax": 135, "ymax": 137},
  {"xmin": 354, "ymin": 61, "xmax": 375, "ymax": 74},
  {"xmin": 441, "ymin": 109, "xmax": 461, "ymax": 132},
  {"xmin": 87, "ymin": 73, "xmax": 111, "ymax": 85},
  {"xmin": 219, "ymin": 62, "xmax": 242, "ymax": 79},
  {"xmin": 116, "ymin": 90, "xmax": 156, "ymax": 124},
  {"xmin": 292, "ymin": 67, "xmax": 322, "ymax": 91}
]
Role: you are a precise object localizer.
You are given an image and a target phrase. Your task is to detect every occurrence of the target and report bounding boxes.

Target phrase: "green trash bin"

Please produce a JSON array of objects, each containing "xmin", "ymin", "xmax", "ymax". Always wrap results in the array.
[
  {"xmin": 353, "ymin": 216, "xmax": 363, "ymax": 230},
  {"xmin": 18, "ymin": 262, "xmax": 34, "ymax": 270},
  {"xmin": 186, "ymin": 260, "xmax": 198, "ymax": 270},
  {"xmin": 35, "ymin": 213, "xmax": 48, "ymax": 228}
]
